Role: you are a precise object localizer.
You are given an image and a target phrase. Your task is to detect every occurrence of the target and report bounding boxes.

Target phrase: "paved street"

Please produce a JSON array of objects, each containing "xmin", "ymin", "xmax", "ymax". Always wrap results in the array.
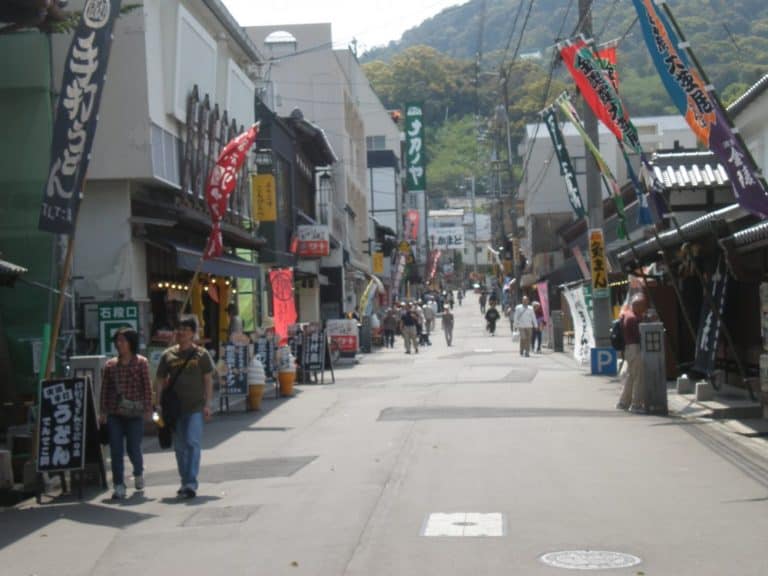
[{"xmin": 2, "ymin": 294, "xmax": 768, "ymax": 575}]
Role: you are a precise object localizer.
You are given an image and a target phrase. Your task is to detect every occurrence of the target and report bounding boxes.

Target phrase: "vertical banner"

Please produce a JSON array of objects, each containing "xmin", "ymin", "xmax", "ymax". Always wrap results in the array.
[
  {"xmin": 372, "ymin": 252, "xmax": 384, "ymax": 275},
  {"xmin": 405, "ymin": 209, "xmax": 420, "ymax": 241},
  {"xmin": 542, "ymin": 107, "xmax": 586, "ymax": 218},
  {"xmin": 38, "ymin": 0, "xmax": 124, "ymax": 234},
  {"xmin": 693, "ymin": 257, "xmax": 729, "ymax": 376},
  {"xmin": 631, "ymin": 0, "xmax": 768, "ymax": 218},
  {"xmin": 588, "ymin": 229, "xmax": 609, "ymax": 299},
  {"xmin": 536, "ymin": 281, "xmax": 550, "ymax": 323},
  {"xmin": 405, "ymin": 103, "xmax": 426, "ymax": 192},
  {"xmin": 563, "ymin": 285, "xmax": 595, "ymax": 365},
  {"xmin": 204, "ymin": 124, "xmax": 260, "ymax": 259},
  {"xmin": 558, "ymin": 37, "xmax": 642, "ymax": 154},
  {"xmin": 596, "ymin": 43, "xmax": 619, "ymax": 92},
  {"xmin": 269, "ymin": 269, "xmax": 297, "ymax": 344}
]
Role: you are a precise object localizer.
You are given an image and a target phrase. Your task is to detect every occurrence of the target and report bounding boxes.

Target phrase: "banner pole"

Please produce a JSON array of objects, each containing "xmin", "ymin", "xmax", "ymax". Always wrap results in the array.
[
  {"xmin": 43, "ymin": 216, "xmax": 79, "ymax": 380},
  {"xmin": 180, "ymin": 257, "xmax": 204, "ymax": 316}
]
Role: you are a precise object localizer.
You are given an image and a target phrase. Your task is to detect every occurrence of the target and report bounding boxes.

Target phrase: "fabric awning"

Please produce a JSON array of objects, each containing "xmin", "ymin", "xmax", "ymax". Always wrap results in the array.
[{"xmin": 156, "ymin": 240, "xmax": 260, "ymax": 279}]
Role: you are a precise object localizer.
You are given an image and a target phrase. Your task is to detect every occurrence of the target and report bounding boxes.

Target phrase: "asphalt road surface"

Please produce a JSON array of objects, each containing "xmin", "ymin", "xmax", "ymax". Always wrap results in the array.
[{"xmin": 3, "ymin": 294, "xmax": 768, "ymax": 575}]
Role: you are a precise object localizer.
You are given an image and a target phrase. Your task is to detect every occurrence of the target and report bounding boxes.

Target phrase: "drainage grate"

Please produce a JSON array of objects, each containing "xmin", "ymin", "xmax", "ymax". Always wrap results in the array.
[
  {"xmin": 539, "ymin": 550, "xmax": 642, "ymax": 570},
  {"xmin": 378, "ymin": 406, "xmax": 629, "ymax": 422},
  {"xmin": 145, "ymin": 456, "xmax": 317, "ymax": 485},
  {"xmin": 182, "ymin": 505, "xmax": 259, "ymax": 527}
]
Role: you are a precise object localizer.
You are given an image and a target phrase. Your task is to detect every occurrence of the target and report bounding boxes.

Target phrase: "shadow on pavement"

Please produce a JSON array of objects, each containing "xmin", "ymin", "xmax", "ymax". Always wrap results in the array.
[
  {"xmin": 0, "ymin": 501, "xmax": 155, "ymax": 552},
  {"xmin": 159, "ymin": 495, "xmax": 221, "ymax": 506}
]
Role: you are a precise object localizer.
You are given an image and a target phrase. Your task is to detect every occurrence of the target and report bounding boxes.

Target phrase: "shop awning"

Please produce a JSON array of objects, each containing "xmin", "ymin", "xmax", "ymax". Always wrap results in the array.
[{"xmin": 164, "ymin": 241, "xmax": 260, "ymax": 279}]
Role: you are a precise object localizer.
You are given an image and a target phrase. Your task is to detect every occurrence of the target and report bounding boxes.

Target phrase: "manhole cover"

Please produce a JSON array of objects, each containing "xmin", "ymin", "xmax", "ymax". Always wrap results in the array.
[
  {"xmin": 540, "ymin": 550, "xmax": 642, "ymax": 570},
  {"xmin": 182, "ymin": 505, "xmax": 259, "ymax": 527}
]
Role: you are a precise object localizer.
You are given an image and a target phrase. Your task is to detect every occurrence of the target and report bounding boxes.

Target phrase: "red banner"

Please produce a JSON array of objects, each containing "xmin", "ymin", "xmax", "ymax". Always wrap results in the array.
[
  {"xmin": 596, "ymin": 44, "xmax": 618, "ymax": 92},
  {"xmin": 204, "ymin": 123, "xmax": 260, "ymax": 259},
  {"xmin": 269, "ymin": 269, "xmax": 297, "ymax": 344}
]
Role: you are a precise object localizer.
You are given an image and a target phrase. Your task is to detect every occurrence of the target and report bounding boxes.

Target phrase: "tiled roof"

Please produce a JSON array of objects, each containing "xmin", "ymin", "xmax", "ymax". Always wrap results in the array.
[
  {"xmin": 650, "ymin": 150, "xmax": 729, "ymax": 190},
  {"xmin": 727, "ymin": 74, "xmax": 768, "ymax": 118}
]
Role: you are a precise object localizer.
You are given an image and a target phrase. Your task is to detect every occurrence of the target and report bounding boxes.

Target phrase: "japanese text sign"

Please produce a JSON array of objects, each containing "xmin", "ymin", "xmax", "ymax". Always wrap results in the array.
[
  {"xmin": 98, "ymin": 301, "xmax": 139, "ymax": 356},
  {"xmin": 405, "ymin": 103, "xmax": 426, "ymax": 191},
  {"xmin": 37, "ymin": 378, "xmax": 87, "ymax": 472},
  {"xmin": 326, "ymin": 319, "xmax": 359, "ymax": 354},
  {"xmin": 252, "ymin": 173, "xmax": 277, "ymax": 222},
  {"xmin": 430, "ymin": 227, "xmax": 465, "ymax": 250},
  {"xmin": 39, "ymin": 0, "xmax": 123, "ymax": 234},
  {"xmin": 296, "ymin": 225, "xmax": 330, "ymax": 258},
  {"xmin": 223, "ymin": 343, "xmax": 249, "ymax": 396},
  {"xmin": 589, "ymin": 229, "xmax": 609, "ymax": 298}
]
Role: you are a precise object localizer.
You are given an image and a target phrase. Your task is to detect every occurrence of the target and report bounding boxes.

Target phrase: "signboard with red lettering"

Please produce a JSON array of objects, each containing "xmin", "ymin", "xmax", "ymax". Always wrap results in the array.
[
  {"xmin": 326, "ymin": 319, "xmax": 359, "ymax": 354},
  {"xmin": 297, "ymin": 225, "xmax": 330, "ymax": 258}
]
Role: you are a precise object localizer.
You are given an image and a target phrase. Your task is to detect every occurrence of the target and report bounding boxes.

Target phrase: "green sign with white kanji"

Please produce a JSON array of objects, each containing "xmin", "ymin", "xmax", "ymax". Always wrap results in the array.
[
  {"xmin": 98, "ymin": 301, "xmax": 139, "ymax": 356},
  {"xmin": 405, "ymin": 102, "xmax": 426, "ymax": 191}
]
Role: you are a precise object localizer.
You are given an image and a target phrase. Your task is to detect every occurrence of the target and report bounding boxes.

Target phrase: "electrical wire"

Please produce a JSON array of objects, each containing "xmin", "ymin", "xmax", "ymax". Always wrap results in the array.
[{"xmin": 595, "ymin": 0, "xmax": 620, "ymax": 41}]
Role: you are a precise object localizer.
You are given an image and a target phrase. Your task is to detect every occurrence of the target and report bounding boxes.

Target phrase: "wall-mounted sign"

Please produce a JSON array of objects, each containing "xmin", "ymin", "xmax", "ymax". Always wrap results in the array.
[
  {"xmin": 297, "ymin": 225, "xmax": 330, "ymax": 258},
  {"xmin": 589, "ymin": 229, "xmax": 608, "ymax": 298},
  {"xmin": 252, "ymin": 173, "xmax": 277, "ymax": 221},
  {"xmin": 372, "ymin": 252, "xmax": 384, "ymax": 275},
  {"xmin": 405, "ymin": 103, "xmax": 426, "ymax": 192},
  {"xmin": 98, "ymin": 302, "xmax": 139, "ymax": 356}
]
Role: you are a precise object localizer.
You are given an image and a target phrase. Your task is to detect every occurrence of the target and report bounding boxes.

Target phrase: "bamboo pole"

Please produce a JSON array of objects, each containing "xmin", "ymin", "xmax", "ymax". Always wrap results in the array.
[{"xmin": 43, "ymin": 224, "xmax": 77, "ymax": 380}]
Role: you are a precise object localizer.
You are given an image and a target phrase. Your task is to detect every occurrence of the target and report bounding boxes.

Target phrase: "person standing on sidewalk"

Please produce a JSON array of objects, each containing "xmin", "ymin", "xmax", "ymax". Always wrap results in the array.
[
  {"xmin": 514, "ymin": 296, "xmax": 537, "ymax": 357},
  {"xmin": 382, "ymin": 308, "xmax": 398, "ymax": 348},
  {"xmin": 617, "ymin": 295, "xmax": 648, "ymax": 412},
  {"xmin": 156, "ymin": 317, "xmax": 214, "ymax": 499},
  {"xmin": 400, "ymin": 303, "xmax": 419, "ymax": 354},
  {"xmin": 485, "ymin": 304, "xmax": 501, "ymax": 336},
  {"xmin": 442, "ymin": 306, "xmax": 455, "ymax": 346},
  {"xmin": 100, "ymin": 327, "xmax": 153, "ymax": 500},
  {"xmin": 479, "ymin": 290, "xmax": 487, "ymax": 314}
]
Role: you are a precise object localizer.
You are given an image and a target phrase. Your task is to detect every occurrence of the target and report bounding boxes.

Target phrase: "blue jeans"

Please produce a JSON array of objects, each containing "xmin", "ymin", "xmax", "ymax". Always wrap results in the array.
[
  {"xmin": 175, "ymin": 412, "xmax": 203, "ymax": 491},
  {"xmin": 107, "ymin": 415, "xmax": 144, "ymax": 486}
]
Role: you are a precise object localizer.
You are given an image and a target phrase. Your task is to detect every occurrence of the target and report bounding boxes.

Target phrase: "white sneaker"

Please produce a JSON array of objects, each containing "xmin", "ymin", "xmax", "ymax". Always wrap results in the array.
[
  {"xmin": 134, "ymin": 475, "xmax": 145, "ymax": 491},
  {"xmin": 112, "ymin": 484, "xmax": 127, "ymax": 500}
]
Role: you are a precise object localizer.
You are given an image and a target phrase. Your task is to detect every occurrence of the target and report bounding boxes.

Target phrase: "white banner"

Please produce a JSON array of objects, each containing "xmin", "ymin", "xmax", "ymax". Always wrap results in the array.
[{"xmin": 563, "ymin": 285, "xmax": 594, "ymax": 365}]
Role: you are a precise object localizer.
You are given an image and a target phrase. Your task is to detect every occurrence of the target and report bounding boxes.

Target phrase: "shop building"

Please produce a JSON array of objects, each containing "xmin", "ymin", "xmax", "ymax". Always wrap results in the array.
[{"xmin": 48, "ymin": 0, "xmax": 265, "ymax": 355}]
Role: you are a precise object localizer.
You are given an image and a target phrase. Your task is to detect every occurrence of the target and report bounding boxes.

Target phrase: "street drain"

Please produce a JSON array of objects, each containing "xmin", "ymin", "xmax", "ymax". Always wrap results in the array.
[{"xmin": 539, "ymin": 550, "xmax": 642, "ymax": 570}]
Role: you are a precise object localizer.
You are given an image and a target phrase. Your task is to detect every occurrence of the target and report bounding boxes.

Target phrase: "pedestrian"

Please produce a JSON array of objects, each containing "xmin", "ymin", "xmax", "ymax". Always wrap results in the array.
[
  {"xmin": 485, "ymin": 304, "xmax": 501, "ymax": 336},
  {"xmin": 514, "ymin": 296, "xmax": 537, "ymax": 357},
  {"xmin": 226, "ymin": 303, "xmax": 243, "ymax": 341},
  {"xmin": 457, "ymin": 290, "xmax": 463, "ymax": 306},
  {"xmin": 156, "ymin": 316, "xmax": 215, "ymax": 499},
  {"xmin": 382, "ymin": 308, "xmax": 398, "ymax": 348},
  {"xmin": 423, "ymin": 300, "xmax": 436, "ymax": 339},
  {"xmin": 99, "ymin": 327, "xmax": 153, "ymax": 500},
  {"xmin": 617, "ymin": 294, "xmax": 648, "ymax": 412},
  {"xmin": 400, "ymin": 303, "xmax": 419, "ymax": 354},
  {"xmin": 442, "ymin": 306, "xmax": 455, "ymax": 346},
  {"xmin": 447, "ymin": 291, "xmax": 455, "ymax": 309},
  {"xmin": 532, "ymin": 301, "xmax": 546, "ymax": 353},
  {"xmin": 479, "ymin": 291, "xmax": 487, "ymax": 314}
]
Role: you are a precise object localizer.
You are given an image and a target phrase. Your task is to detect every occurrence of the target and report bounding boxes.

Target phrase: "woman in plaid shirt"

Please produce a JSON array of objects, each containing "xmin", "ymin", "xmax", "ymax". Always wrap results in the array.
[{"xmin": 99, "ymin": 327, "xmax": 152, "ymax": 500}]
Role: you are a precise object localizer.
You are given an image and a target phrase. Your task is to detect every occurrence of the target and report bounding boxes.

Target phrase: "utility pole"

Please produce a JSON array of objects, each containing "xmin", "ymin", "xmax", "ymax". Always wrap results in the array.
[
  {"xmin": 579, "ymin": 0, "xmax": 611, "ymax": 347},
  {"xmin": 469, "ymin": 175, "xmax": 479, "ymax": 275}
]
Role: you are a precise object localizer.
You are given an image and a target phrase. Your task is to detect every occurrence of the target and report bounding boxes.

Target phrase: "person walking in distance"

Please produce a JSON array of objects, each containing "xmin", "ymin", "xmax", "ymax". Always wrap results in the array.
[
  {"xmin": 382, "ymin": 307, "xmax": 398, "ymax": 349},
  {"xmin": 514, "ymin": 296, "xmax": 537, "ymax": 357},
  {"xmin": 156, "ymin": 317, "xmax": 214, "ymax": 499},
  {"xmin": 457, "ymin": 290, "xmax": 463, "ymax": 306},
  {"xmin": 442, "ymin": 306, "xmax": 455, "ymax": 346},
  {"xmin": 485, "ymin": 303, "xmax": 501, "ymax": 336},
  {"xmin": 400, "ymin": 303, "xmax": 419, "ymax": 354},
  {"xmin": 100, "ymin": 327, "xmax": 152, "ymax": 500},
  {"xmin": 617, "ymin": 295, "xmax": 648, "ymax": 412},
  {"xmin": 479, "ymin": 290, "xmax": 487, "ymax": 314}
]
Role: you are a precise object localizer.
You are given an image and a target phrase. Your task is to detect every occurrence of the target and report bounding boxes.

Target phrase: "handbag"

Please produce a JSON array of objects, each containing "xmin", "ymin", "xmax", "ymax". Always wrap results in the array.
[{"xmin": 113, "ymin": 363, "xmax": 146, "ymax": 418}]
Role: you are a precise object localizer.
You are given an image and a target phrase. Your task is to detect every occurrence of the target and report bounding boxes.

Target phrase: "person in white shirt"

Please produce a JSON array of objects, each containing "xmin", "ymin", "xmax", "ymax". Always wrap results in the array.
[{"xmin": 513, "ymin": 296, "xmax": 537, "ymax": 357}]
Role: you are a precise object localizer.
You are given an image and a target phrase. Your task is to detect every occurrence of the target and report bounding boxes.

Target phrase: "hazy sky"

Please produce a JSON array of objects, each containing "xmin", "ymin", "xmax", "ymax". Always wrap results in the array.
[{"xmin": 222, "ymin": 0, "xmax": 463, "ymax": 54}]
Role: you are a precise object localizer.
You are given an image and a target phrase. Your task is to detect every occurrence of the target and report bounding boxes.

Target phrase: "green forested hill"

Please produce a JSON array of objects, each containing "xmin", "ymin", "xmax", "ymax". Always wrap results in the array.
[{"xmin": 363, "ymin": 0, "xmax": 768, "ymax": 114}]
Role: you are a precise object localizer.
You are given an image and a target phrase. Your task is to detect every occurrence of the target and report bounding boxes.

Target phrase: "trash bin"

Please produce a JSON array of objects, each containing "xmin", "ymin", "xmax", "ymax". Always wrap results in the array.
[{"xmin": 640, "ymin": 322, "xmax": 668, "ymax": 415}]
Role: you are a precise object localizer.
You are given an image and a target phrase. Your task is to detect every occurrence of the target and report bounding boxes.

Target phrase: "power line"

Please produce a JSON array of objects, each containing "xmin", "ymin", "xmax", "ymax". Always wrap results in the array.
[
  {"xmin": 595, "ymin": 0, "xmax": 620, "ymax": 41},
  {"xmin": 501, "ymin": 0, "xmax": 528, "ymax": 63}
]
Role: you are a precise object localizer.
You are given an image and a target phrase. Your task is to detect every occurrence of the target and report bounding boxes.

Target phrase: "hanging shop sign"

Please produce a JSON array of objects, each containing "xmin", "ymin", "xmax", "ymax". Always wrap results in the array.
[
  {"xmin": 39, "ymin": 0, "xmax": 123, "ymax": 234},
  {"xmin": 588, "ymin": 229, "xmax": 609, "ymax": 299},
  {"xmin": 693, "ymin": 257, "xmax": 729, "ymax": 376},
  {"xmin": 372, "ymin": 252, "xmax": 384, "ymax": 275},
  {"xmin": 98, "ymin": 301, "xmax": 139, "ymax": 356},
  {"xmin": 405, "ymin": 103, "xmax": 426, "ymax": 192},
  {"xmin": 296, "ymin": 225, "xmax": 330, "ymax": 258},
  {"xmin": 252, "ymin": 173, "xmax": 277, "ymax": 221},
  {"xmin": 430, "ymin": 227, "xmax": 465, "ymax": 250}
]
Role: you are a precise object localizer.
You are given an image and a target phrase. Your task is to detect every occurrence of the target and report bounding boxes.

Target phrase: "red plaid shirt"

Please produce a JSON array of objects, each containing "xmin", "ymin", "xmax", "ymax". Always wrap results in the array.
[{"xmin": 100, "ymin": 355, "xmax": 153, "ymax": 416}]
